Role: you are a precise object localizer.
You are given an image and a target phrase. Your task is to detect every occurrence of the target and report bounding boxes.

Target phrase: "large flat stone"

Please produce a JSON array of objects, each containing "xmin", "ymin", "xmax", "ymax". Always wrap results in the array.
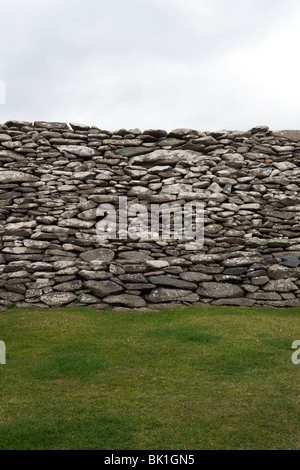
[
  {"xmin": 197, "ymin": 282, "xmax": 244, "ymax": 299},
  {"xmin": 116, "ymin": 147, "xmax": 153, "ymax": 157},
  {"xmin": 80, "ymin": 248, "xmax": 115, "ymax": 263},
  {"xmin": 56, "ymin": 145, "xmax": 96, "ymax": 157},
  {"xmin": 130, "ymin": 149, "xmax": 199, "ymax": 166},
  {"xmin": 0, "ymin": 171, "xmax": 38, "ymax": 183},
  {"xmin": 222, "ymin": 257, "xmax": 263, "ymax": 268},
  {"xmin": 117, "ymin": 252, "xmax": 152, "ymax": 261},
  {"xmin": 267, "ymin": 265, "xmax": 300, "ymax": 280},
  {"xmin": 263, "ymin": 279, "xmax": 298, "ymax": 293},
  {"xmin": 211, "ymin": 298, "xmax": 255, "ymax": 307},
  {"xmin": 85, "ymin": 280, "xmax": 124, "ymax": 297},
  {"xmin": 191, "ymin": 254, "xmax": 226, "ymax": 264},
  {"xmin": 180, "ymin": 272, "xmax": 213, "ymax": 282},
  {"xmin": 0, "ymin": 291, "xmax": 24, "ymax": 302},
  {"xmin": 148, "ymin": 275, "xmax": 197, "ymax": 290},
  {"xmin": 146, "ymin": 288, "xmax": 199, "ymax": 303},
  {"xmin": 53, "ymin": 280, "xmax": 83, "ymax": 292},
  {"xmin": 58, "ymin": 219, "xmax": 95, "ymax": 229},
  {"xmin": 272, "ymin": 130, "xmax": 300, "ymax": 142},
  {"xmin": 41, "ymin": 292, "xmax": 77, "ymax": 306},
  {"xmin": 103, "ymin": 294, "xmax": 146, "ymax": 308}
]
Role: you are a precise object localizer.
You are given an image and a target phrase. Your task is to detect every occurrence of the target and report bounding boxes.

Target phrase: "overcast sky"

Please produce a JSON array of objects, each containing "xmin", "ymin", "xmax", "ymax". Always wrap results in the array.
[{"xmin": 0, "ymin": 0, "xmax": 300, "ymax": 131}]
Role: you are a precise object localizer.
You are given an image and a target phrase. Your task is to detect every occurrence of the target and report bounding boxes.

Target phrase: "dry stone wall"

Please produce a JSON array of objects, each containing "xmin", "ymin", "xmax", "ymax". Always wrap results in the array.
[{"xmin": 1, "ymin": 120, "xmax": 300, "ymax": 310}]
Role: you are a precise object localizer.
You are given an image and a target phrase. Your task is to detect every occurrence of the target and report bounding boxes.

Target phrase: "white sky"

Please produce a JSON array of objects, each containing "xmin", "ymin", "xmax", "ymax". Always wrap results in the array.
[{"xmin": 0, "ymin": 0, "xmax": 300, "ymax": 131}]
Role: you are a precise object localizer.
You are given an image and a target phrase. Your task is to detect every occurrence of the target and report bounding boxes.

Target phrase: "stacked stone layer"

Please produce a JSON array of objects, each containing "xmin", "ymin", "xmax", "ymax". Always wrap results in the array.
[{"xmin": 1, "ymin": 121, "xmax": 300, "ymax": 310}]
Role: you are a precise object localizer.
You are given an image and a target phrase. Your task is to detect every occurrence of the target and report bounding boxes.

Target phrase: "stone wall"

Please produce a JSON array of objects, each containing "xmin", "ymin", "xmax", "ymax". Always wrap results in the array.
[{"xmin": 0, "ymin": 120, "xmax": 300, "ymax": 310}]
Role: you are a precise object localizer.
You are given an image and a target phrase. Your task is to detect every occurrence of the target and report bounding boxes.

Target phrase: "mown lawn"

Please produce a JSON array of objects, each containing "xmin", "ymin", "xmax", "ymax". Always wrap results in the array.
[{"xmin": 0, "ymin": 305, "xmax": 299, "ymax": 450}]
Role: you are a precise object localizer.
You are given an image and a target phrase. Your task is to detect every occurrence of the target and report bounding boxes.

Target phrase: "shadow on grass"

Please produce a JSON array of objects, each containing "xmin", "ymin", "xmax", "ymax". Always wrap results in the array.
[
  {"xmin": 0, "ymin": 413, "xmax": 136, "ymax": 450},
  {"xmin": 31, "ymin": 352, "xmax": 107, "ymax": 380},
  {"xmin": 146, "ymin": 327, "xmax": 222, "ymax": 344},
  {"xmin": 212, "ymin": 349, "xmax": 275, "ymax": 377}
]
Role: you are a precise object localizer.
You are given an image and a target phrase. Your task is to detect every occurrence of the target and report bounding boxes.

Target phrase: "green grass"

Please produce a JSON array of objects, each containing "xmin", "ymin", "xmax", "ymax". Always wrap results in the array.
[{"xmin": 0, "ymin": 305, "xmax": 299, "ymax": 450}]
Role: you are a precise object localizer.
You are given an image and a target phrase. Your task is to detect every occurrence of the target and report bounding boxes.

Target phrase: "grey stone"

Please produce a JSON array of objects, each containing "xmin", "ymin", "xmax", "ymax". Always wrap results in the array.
[
  {"xmin": 5, "ymin": 221, "xmax": 37, "ymax": 230},
  {"xmin": 128, "ymin": 186, "xmax": 151, "ymax": 197},
  {"xmin": 117, "ymin": 252, "xmax": 152, "ymax": 261},
  {"xmin": 58, "ymin": 219, "xmax": 95, "ymax": 229},
  {"xmin": 130, "ymin": 149, "xmax": 198, "ymax": 166},
  {"xmin": 240, "ymin": 204, "xmax": 261, "ymax": 210},
  {"xmin": 119, "ymin": 273, "xmax": 148, "ymax": 283},
  {"xmin": 191, "ymin": 254, "xmax": 226, "ymax": 264},
  {"xmin": 57, "ymin": 145, "xmax": 96, "ymax": 157},
  {"xmin": 116, "ymin": 147, "xmax": 153, "ymax": 157},
  {"xmin": 261, "ymin": 300, "xmax": 300, "ymax": 308},
  {"xmin": 41, "ymin": 292, "xmax": 77, "ymax": 306},
  {"xmin": 146, "ymin": 288, "xmax": 199, "ymax": 303},
  {"xmin": 123, "ymin": 283, "xmax": 155, "ymax": 290},
  {"xmin": 197, "ymin": 282, "xmax": 244, "ymax": 299},
  {"xmin": 280, "ymin": 255, "xmax": 300, "ymax": 268},
  {"xmin": 24, "ymin": 240, "xmax": 51, "ymax": 249},
  {"xmin": 103, "ymin": 294, "xmax": 146, "ymax": 308},
  {"xmin": 211, "ymin": 298, "xmax": 255, "ymax": 307},
  {"xmin": 79, "ymin": 271, "xmax": 111, "ymax": 280},
  {"xmin": 223, "ymin": 268, "xmax": 247, "ymax": 275},
  {"xmin": 251, "ymin": 125, "xmax": 269, "ymax": 134},
  {"xmin": 146, "ymin": 260, "xmax": 170, "ymax": 269},
  {"xmin": 78, "ymin": 293, "xmax": 100, "ymax": 304},
  {"xmin": 180, "ymin": 272, "xmax": 213, "ymax": 282},
  {"xmin": 78, "ymin": 209, "xmax": 97, "ymax": 221},
  {"xmin": 143, "ymin": 129, "xmax": 167, "ymax": 138},
  {"xmin": 3, "ymin": 247, "xmax": 41, "ymax": 255},
  {"xmin": 0, "ymin": 171, "xmax": 38, "ymax": 183},
  {"xmin": 0, "ymin": 191, "xmax": 22, "ymax": 200},
  {"xmin": 73, "ymin": 171, "xmax": 95, "ymax": 180},
  {"xmin": 263, "ymin": 279, "xmax": 298, "ymax": 293},
  {"xmin": 53, "ymin": 280, "xmax": 83, "ymax": 292},
  {"xmin": 0, "ymin": 291, "xmax": 24, "ymax": 302},
  {"xmin": 251, "ymin": 276, "xmax": 269, "ymax": 286},
  {"xmin": 122, "ymin": 263, "xmax": 147, "ymax": 273},
  {"xmin": 222, "ymin": 257, "xmax": 262, "ymax": 268},
  {"xmin": 148, "ymin": 275, "xmax": 197, "ymax": 290},
  {"xmin": 272, "ymin": 130, "xmax": 300, "ymax": 142},
  {"xmin": 85, "ymin": 280, "xmax": 124, "ymax": 297},
  {"xmin": 110, "ymin": 264, "xmax": 126, "ymax": 275},
  {"xmin": 268, "ymin": 265, "xmax": 300, "ymax": 280},
  {"xmin": 247, "ymin": 292, "xmax": 282, "ymax": 301},
  {"xmin": 80, "ymin": 249, "xmax": 115, "ymax": 263}
]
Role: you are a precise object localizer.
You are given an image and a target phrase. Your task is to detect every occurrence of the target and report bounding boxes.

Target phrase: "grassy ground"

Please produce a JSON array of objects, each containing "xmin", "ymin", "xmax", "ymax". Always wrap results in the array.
[{"xmin": 0, "ymin": 305, "xmax": 299, "ymax": 450}]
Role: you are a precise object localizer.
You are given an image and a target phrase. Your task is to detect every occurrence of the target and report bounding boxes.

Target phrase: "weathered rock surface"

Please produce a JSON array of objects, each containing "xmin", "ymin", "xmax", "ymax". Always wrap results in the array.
[
  {"xmin": 41, "ymin": 292, "xmax": 77, "ymax": 306},
  {"xmin": 57, "ymin": 145, "xmax": 96, "ymax": 157},
  {"xmin": 103, "ymin": 294, "xmax": 146, "ymax": 308},
  {"xmin": 263, "ymin": 280, "xmax": 298, "ymax": 293},
  {"xmin": 197, "ymin": 283, "xmax": 245, "ymax": 299},
  {"xmin": 0, "ymin": 171, "xmax": 38, "ymax": 183},
  {"xmin": 146, "ymin": 289, "xmax": 199, "ymax": 303},
  {"xmin": 80, "ymin": 249, "xmax": 115, "ymax": 263},
  {"xmin": 148, "ymin": 275, "xmax": 197, "ymax": 290},
  {"xmin": 85, "ymin": 281, "xmax": 124, "ymax": 298}
]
